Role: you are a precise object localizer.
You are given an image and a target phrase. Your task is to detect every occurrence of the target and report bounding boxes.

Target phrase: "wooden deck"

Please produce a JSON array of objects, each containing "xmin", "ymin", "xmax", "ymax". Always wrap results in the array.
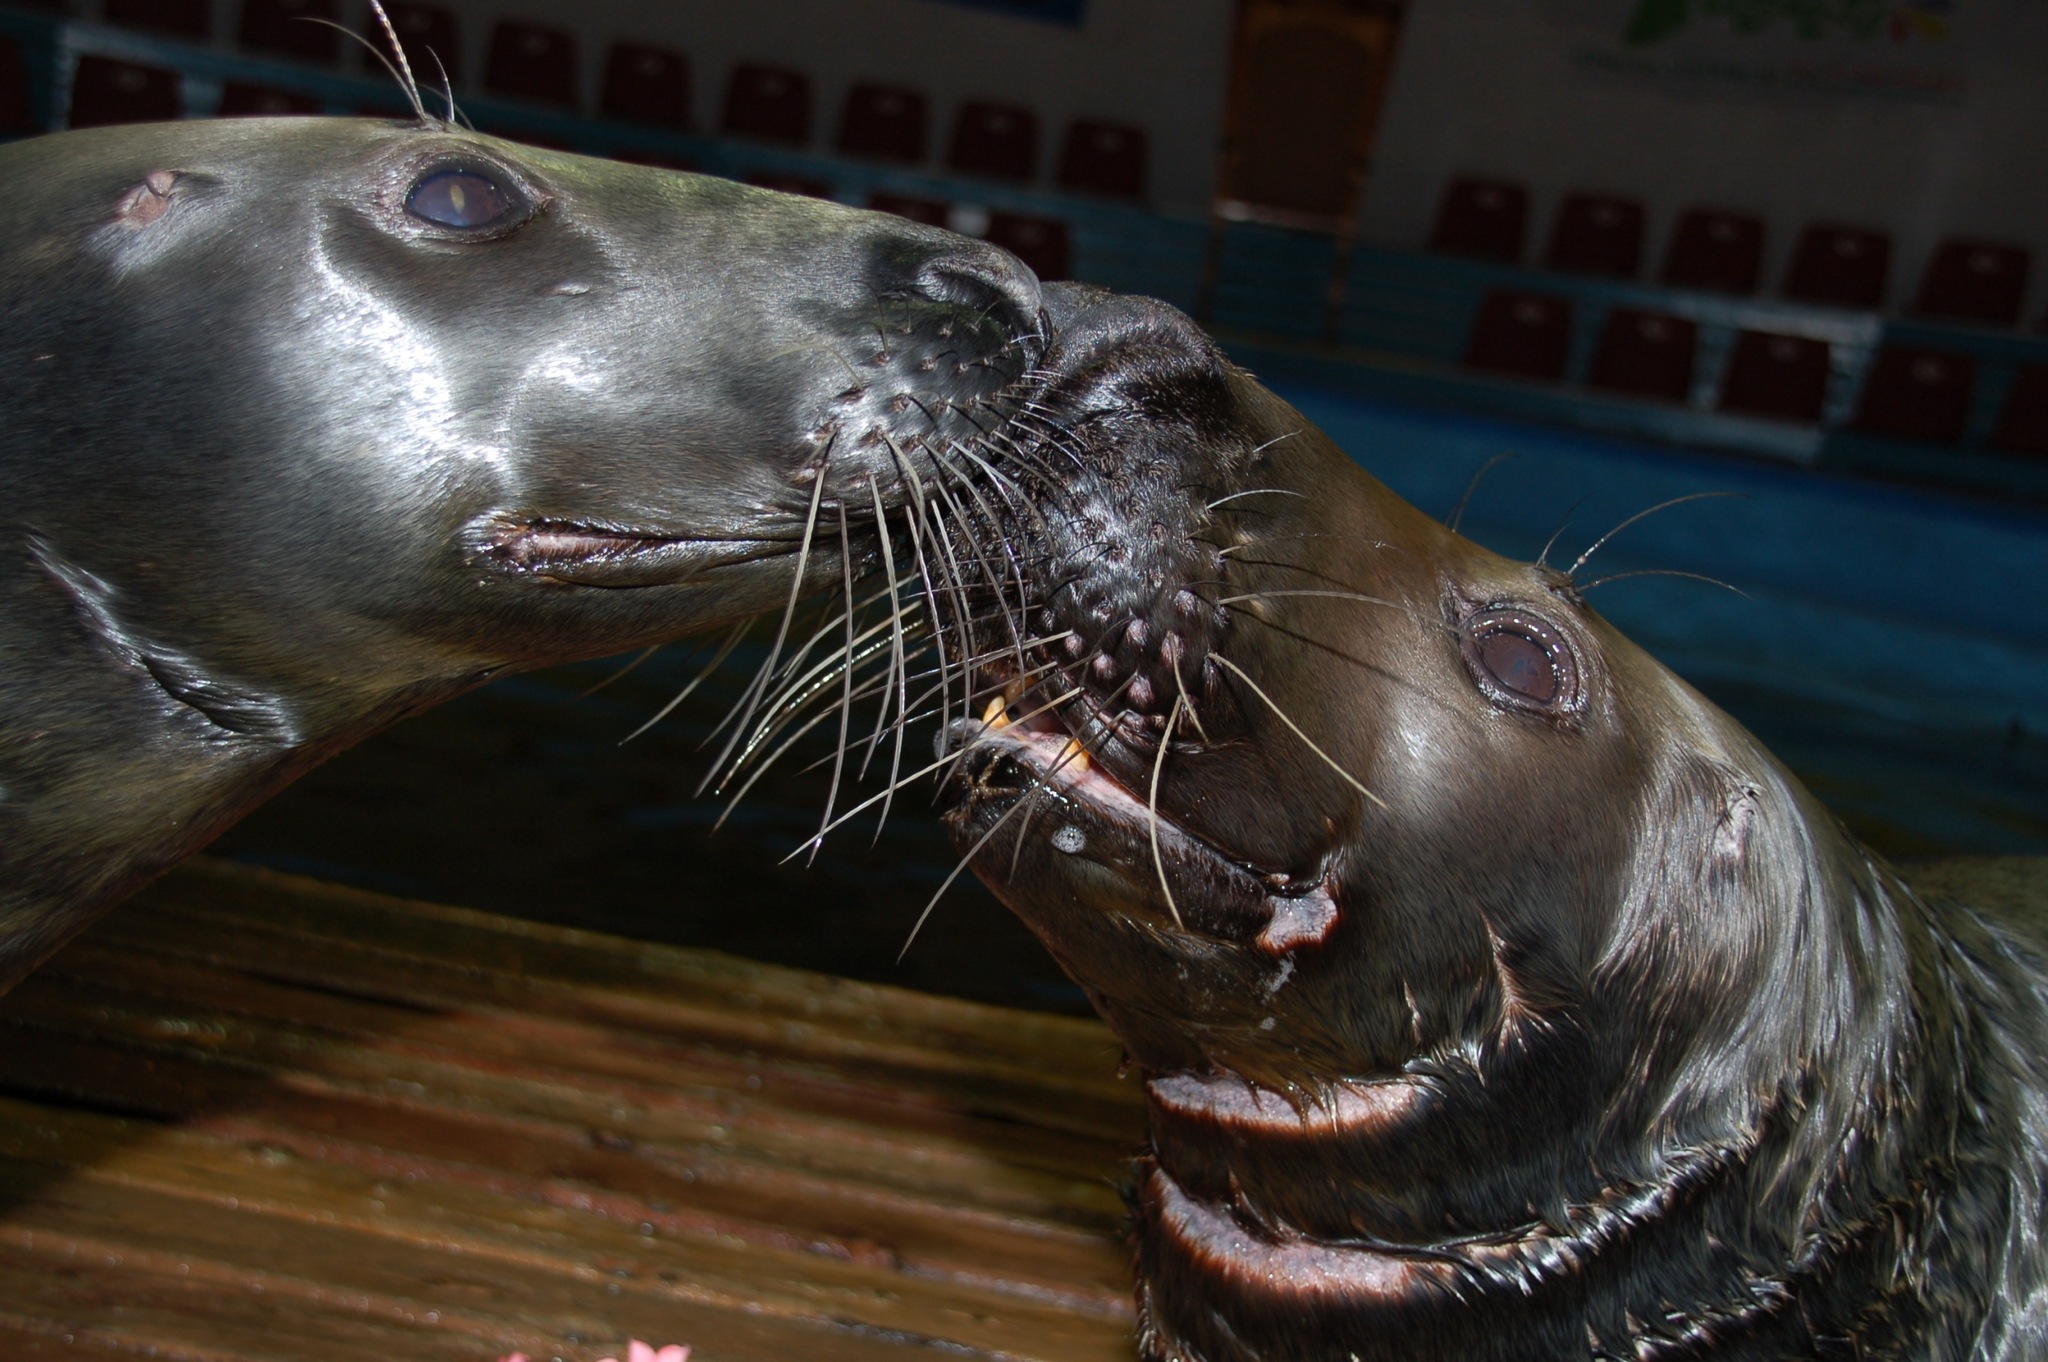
[{"xmin": 0, "ymin": 859, "xmax": 1145, "ymax": 1362}]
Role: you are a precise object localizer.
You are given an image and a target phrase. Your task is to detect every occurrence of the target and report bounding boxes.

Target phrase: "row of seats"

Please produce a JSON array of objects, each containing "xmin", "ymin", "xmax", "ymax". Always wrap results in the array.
[
  {"xmin": 1432, "ymin": 177, "xmax": 2035, "ymax": 328},
  {"xmin": 79, "ymin": 0, "xmax": 1148, "ymax": 198},
  {"xmin": 1466, "ymin": 288, "xmax": 2048, "ymax": 455}
]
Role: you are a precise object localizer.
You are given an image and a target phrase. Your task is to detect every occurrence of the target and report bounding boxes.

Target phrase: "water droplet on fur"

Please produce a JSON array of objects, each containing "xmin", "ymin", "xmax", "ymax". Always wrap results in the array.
[{"xmin": 1052, "ymin": 826, "xmax": 1087, "ymax": 854}]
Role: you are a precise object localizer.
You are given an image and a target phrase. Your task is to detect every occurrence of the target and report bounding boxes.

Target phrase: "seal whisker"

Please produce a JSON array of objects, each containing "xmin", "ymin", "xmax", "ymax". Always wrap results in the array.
[
  {"xmin": 1208, "ymin": 488, "xmax": 1307, "ymax": 511},
  {"xmin": 1446, "ymin": 453, "xmax": 1518, "ymax": 535},
  {"xmin": 317, "ymin": 3, "xmax": 430, "ymax": 124},
  {"xmin": 576, "ymin": 644, "xmax": 660, "ymax": 700},
  {"xmin": 898, "ymin": 793, "xmax": 1037, "ymax": 964},
  {"xmin": 1565, "ymin": 492, "xmax": 1748, "ymax": 579},
  {"xmin": 1577, "ymin": 568, "xmax": 1748, "ymax": 597},
  {"xmin": 616, "ymin": 623, "xmax": 749, "ymax": 746},
  {"xmin": 1211, "ymin": 654, "xmax": 1387, "ymax": 810},
  {"xmin": 808, "ymin": 500, "xmax": 860, "ymax": 864},
  {"xmin": 861, "ymin": 478, "xmax": 912, "ymax": 824},
  {"xmin": 1148, "ymin": 695, "xmax": 1188, "ymax": 930},
  {"xmin": 1533, "ymin": 495, "xmax": 1589, "ymax": 571}
]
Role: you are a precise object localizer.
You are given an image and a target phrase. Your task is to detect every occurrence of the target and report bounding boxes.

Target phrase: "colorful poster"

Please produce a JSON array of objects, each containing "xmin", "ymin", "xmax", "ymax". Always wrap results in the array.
[{"xmin": 915, "ymin": 0, "xmax": 1088, "ymax": 26}]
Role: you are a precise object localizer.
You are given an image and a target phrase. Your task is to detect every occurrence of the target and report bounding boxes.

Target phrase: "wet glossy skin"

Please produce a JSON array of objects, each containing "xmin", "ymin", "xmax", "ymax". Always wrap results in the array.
[
  {"xmin": 0, "ymin": 117, "xmax": 1041, "ymax": 992},
  {"xmin": 940, "ymin": 286, "xmax": 2048, "ymax": 1360}
]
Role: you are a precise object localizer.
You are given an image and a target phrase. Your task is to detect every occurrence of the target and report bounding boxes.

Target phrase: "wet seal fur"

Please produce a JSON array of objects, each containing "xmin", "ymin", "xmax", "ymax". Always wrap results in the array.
[
  {"xmin": 0, "ymin": 116, "xmax": 1043, "ymax": 994},
  {"xmin": 936, "ymin": 285, "xmax": 2048, "ymax": 1359}
]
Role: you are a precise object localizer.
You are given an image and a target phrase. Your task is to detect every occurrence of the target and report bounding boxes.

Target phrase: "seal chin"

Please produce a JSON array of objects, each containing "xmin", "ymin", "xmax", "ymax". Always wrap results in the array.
[{"xmin": 469, "ymin": 515, "xmax": 806, "ymax": 588}]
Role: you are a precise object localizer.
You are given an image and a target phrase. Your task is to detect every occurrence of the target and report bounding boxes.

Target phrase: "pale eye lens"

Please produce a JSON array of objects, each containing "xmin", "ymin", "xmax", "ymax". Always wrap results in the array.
[
  {"xmin": 1478, "ymin": 629, "xmax": 1557, "ymax": 703},
  {"xmin": 407, "ymin": 168, "xmax": 511, "ymax": 228}
]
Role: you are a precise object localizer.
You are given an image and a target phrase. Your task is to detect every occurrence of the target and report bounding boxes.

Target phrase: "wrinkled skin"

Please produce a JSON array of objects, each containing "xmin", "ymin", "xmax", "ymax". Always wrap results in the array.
[
  {"xmin": 0, "ymin": 117, "xmax": 1042, "ymax": 993},
  {"xmin": 943, "ymin": 285, "xmax": 2048, "ymax": 1360}
]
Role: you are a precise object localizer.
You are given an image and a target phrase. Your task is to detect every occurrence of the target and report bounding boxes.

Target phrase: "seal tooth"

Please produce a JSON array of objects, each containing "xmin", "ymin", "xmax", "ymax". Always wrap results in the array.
[
  {"xmin": 981, "ymin": 695, "xmax": 1010, "ymax": 728},
  {"xmin": 1058, "ymin": 739, "xmax": 1091, "ymax": 773}
]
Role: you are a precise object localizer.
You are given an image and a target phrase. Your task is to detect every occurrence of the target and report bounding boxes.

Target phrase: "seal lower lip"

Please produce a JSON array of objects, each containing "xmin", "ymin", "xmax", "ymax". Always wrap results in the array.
[{"xmin": 478, "ymin": 517, "xmax": 796, "ymax": 588}]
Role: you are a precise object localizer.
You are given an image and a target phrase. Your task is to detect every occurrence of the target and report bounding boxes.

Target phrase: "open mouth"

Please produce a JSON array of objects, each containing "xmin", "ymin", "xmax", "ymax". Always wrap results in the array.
[
  {"xmin": 949, "ymin": 687, "xmax": 1340, "ymax": 956},
  {"xmin": 475, "ymin": 516, "xmax": 802, "ymax": 588}
]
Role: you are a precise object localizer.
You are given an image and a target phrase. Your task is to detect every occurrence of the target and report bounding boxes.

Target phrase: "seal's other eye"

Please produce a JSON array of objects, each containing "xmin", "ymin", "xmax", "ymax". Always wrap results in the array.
[
  {"xmin": 406, "ymin": 168, "xmax": 515, "ymax": 230},
  {"xmin": 1461, "ymin": 608, "xmax": 1580, "ymax": 714}
]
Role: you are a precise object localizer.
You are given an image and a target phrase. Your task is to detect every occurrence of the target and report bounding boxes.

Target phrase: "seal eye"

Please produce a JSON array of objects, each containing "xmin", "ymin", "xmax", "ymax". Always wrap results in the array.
[
  {"xmin": 1461, "ymin": 609, "xmax": 1579, "ymax": 713},
  {"xmin": 406, "ymin": 168, "xmax": 515, "ymax": 230}
]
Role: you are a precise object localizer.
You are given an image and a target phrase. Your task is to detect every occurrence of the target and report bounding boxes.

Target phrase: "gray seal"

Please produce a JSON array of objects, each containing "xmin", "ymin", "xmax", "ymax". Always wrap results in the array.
[
  {"xmin": 0, "ymin": 115, "xmax": 1043, "ymax": 993},
  {"xmin": 934, "ymin": 284, "xmax": 2048, "ymax": 1360}
]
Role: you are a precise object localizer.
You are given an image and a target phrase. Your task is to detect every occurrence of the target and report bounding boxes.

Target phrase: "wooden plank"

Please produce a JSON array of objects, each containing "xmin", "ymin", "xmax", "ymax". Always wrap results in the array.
[{"xmin": 0, "ymin": 859, "xmax": 1145, "ymax": 1362}]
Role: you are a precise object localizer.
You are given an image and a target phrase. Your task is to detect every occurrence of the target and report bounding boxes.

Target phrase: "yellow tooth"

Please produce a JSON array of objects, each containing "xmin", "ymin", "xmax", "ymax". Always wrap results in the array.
[
  {"xmin": 1059, "ymin": 739, "xmax": 1091, "ymax": 773},
  {"xmin": 1003, "ymin": 678, "xmax": 1029, "ymax": 707},
  {"xmin": 982, "ymin": 695, "xmax": 1009, "ymax": 728}
]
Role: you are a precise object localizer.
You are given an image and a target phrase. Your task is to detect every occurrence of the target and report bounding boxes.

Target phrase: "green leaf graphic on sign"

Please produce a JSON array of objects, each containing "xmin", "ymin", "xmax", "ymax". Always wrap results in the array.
[{"xmin": 1624, "ymin": 0, "xmax": 1692, "ymax": 45}]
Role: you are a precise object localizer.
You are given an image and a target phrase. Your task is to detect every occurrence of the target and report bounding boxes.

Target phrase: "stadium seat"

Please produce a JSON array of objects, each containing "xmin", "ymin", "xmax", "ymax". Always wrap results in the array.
[
  {"xmin": 836, "ymin": 83, "xmax": 926, "ymax": 162},
  {"xmin": 107, "ymin": 0, "xmax": 209, "ymax": 38},
  {"xmin": 1057, "ymin": 119, "xmax": 1146, "ymax": 198},
  {"xmin": 1464, "ymin": 290, "xmax": 1572, "ymax": 381},
  {"xmin": 1718, "ymin": 330, "xmax": 1830, "ymax": 422},
  {"xmin": 1428, "ymin": 178, "xmax": 1528, "ymax": 263},
  {"xmin": 1587, "ymin": 308, "xmax": 1697, "ymax": 403},
  {"xmin": 948, "ymin": 101, "xmax": 1038, "ymax": 182},
  {"xmin": 602, "ymin": 44, "xmax": 691, "ymax": 130},
  {"xmin": 1989, "ymin": 365, "xmax": 2048, "ymax": 459},
  {"xmin": 486, "ymin": 21, "xmax": 577, "ymax": 107},
  {"xmin": 985, "ymin": 212, "xmax": 1070, "ymax": 280},
  {"xmin": 1542, "ymin": 193, "xmax": 1645, "ymax": 278},
  {"xmin": 69, "ymin": 56, "xmax": 181, "ymax": 128},
  {"xmin": 1913, "ymin": 239, "xmax": 2030, "ymax": 328},
  {"xmin": 1783, "ymin": 224, "xmax": 1890, "ymax": 309},
  {"xmin": 721, "ymin": 64, "xmax": 811, "ymax": 145},
  {"xmin": 869, "ymin": 192, "xmax": 950, "ymax": 228},
  {"xmin": 239, "ymin": 0, "xmax": 340, "ymax": 63},
  {"xmin": 373, "ymin": 4, "xmax": 460, "ymax": 86},
  {"xmin": 218, "ymin": 82, "xmax": 319, "ymax": 115},
  {"xmin": 1660, "ymin": 208, "xmax": 1764, "ymax": 294},
  {"xmin": 1851, "ymin": 347, "xmax": 1976, "ymax": 443}
]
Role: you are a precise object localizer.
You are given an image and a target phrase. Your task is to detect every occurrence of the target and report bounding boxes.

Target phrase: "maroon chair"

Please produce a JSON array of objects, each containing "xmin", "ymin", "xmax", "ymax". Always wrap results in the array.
[
  {"xmin": 601, "ymin": 44, "xmax": 690, "ymax": 130},
  {"xmin": 1660, "ymin": 208, "xmax": 1764, "ymax": 294},
  {"xmin": 870, "ymin": 192, "xmax": 950, "ymax": 228},
  {"xmin": 1428, "ymin": 178, "xmax": 1528, "ymax": 264},
  {"xmin": 1464, "ymin": 290, "xmax": 1572, "ymax": 382},
  {"xmin": 1057, "ymin": 119, "xmax": 1146, "ymax": 199},
  {"xmin": 1913, "ymin": 239, "xmax": 2030, "ymax": 328},
  {"xmin": 1587, "ymin": 308, "xmax": 1697, "ymax": 403},
  {"xmin": 108, "ymin": 0, "xmax": 209, "ymax": 38},
  {"xmin": 1542, "ymin": 193, "xmax": 1645, "ymax": 279},
  {"xmin": 218, "ymin": 81, "xmax": 319, "ymax": 115},
  {"xmin": 70, "ymin": 56, "xmax": 181, "ymax": 127},
  {"xmin": 1850, "ymin": 347, "xmax": 1976, "ymax": 444},
  {"xmin": 486, "ymin": 22, "xmax": 576, "ymax": 108},
  {"xmin": 371, "ymin": 4, "xmax": 460, "ymax": 86},
  {"xmin": 721, "ymin": 64, "xmax": 810, "ymax": 145},
  {"xmin": 0, "ymin": 36, "xmax": 34, "ymax": 135},
  {"xmin": 746, "ymin": 172, "xmax": 831, "ymax": 199},
  {"xmin": 1989, "ymin": 366, "xmax": 2048, "ymax": 459},
  {"xmin": 948, "ymin": 101, "xmax": 1038, "ymax": 182},
  {"xmin": 1783, "ymin": 224, "xmax": 1890, "ymax": 309},
  {"xmin": 1718, "ymin": 330, "xmax": 1830, "ymax": 423},
  {"xmin": 836, "ymin": 83, "xmax": 926, "ymax": 163},
  {"xmin": 985, "ymin": 212, "xmax": 1070, "ymax": 281},
  {"xmin": 239, "ymin": 0, "xmax": 340, "ymax": 62}
]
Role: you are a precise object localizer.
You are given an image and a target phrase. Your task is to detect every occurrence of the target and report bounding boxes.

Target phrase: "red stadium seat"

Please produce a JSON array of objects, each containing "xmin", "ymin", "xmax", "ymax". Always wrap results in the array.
[
  {"xmin": 1851, "ymin": 347, "xmax": 1975, "ymax": 443},
  {"xmin": 486, "ymin": 21, "xmax": 577, "ymax": 108},
  {"xmin": 218, "ymin": 82, "xmax": 319, "ymax": 115},
  {"xmin": 371, "ymin": 4, "xmax": 460, "ymax": 87},
  {"xmin": 837, "ymin": 83, "xmax": 926, "ymax": 163},
  {"xmin": 1057, "ymin": 119, "xmax": 1146, "ymax": 198},
  {"xmin": 107, "ymin": 0, "xmax": 209, "ymax": 38},
  {"xmin": 1718, "ymin": 330, "xmax": 1830, "ymax": 423},
  {"xmin": 1989, "ymin": 366, "xmax": 2048, "ymax": 459},
  {"xmin": 948, "ymin": 101, "xmax": 1038, "ymax": 182},
  {"xmin": 870, "ymin": 192, "xmax": 950, "ymax": 228},
  {"xmin": 1428, "ymin": 178, "xmax": 1528, "ymax": 263},
  {"xmin": 1464, "ymin": 290, "xmax": 1572, "ymax": 381},
  {"xmin": 0, "ymin": 36, "xmax": 34, "ymax": 135},
  {"xmin": 1660, "ymin": 208, "xmax": 1764, "ymax": 294},
  {"xmin": 239, "ymin": 0, "xmax": 340, "ymax": 63},
  {"xmin": 746, "ymin": 172, "xmax": 831, "ymax": 199},
  {"xmin": 1542, "ymin": 193, "xmax": 1645, "ymax": 279},
  {"xmin": 70, "ymin": 56, "xmax": 181, "ymax": 127},
  {"xmin": 1913, "ymin": 239, "xmax": 2030, "ymax": 328},
  {"xmin": 1587, "ymin": 308, "xmax": 1697, "ymax": 403},
  {"xmin": 601, "ymin": 44, "xmax": 690, "ymax": 130},
  {"xmin": 1783, "ymin": 224, "xmax": 1890, "ymax": 309},
  {"xmin": 985, "ymin": 212, "xmax": 1070, "ymax": 280},
  {"xmin": 721, "ymin": 64, "xmax": 811, "ymax": 145}
]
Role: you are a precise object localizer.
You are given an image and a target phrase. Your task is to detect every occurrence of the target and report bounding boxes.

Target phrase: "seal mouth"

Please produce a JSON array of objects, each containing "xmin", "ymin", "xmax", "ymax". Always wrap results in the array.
[
  {"xmin": 944, "ymin": 701, "xmax": 1340, "ymax": 955},
  {"xmin": 474, "ymin": 516, "xmax": 804, "ymax": 588}
]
